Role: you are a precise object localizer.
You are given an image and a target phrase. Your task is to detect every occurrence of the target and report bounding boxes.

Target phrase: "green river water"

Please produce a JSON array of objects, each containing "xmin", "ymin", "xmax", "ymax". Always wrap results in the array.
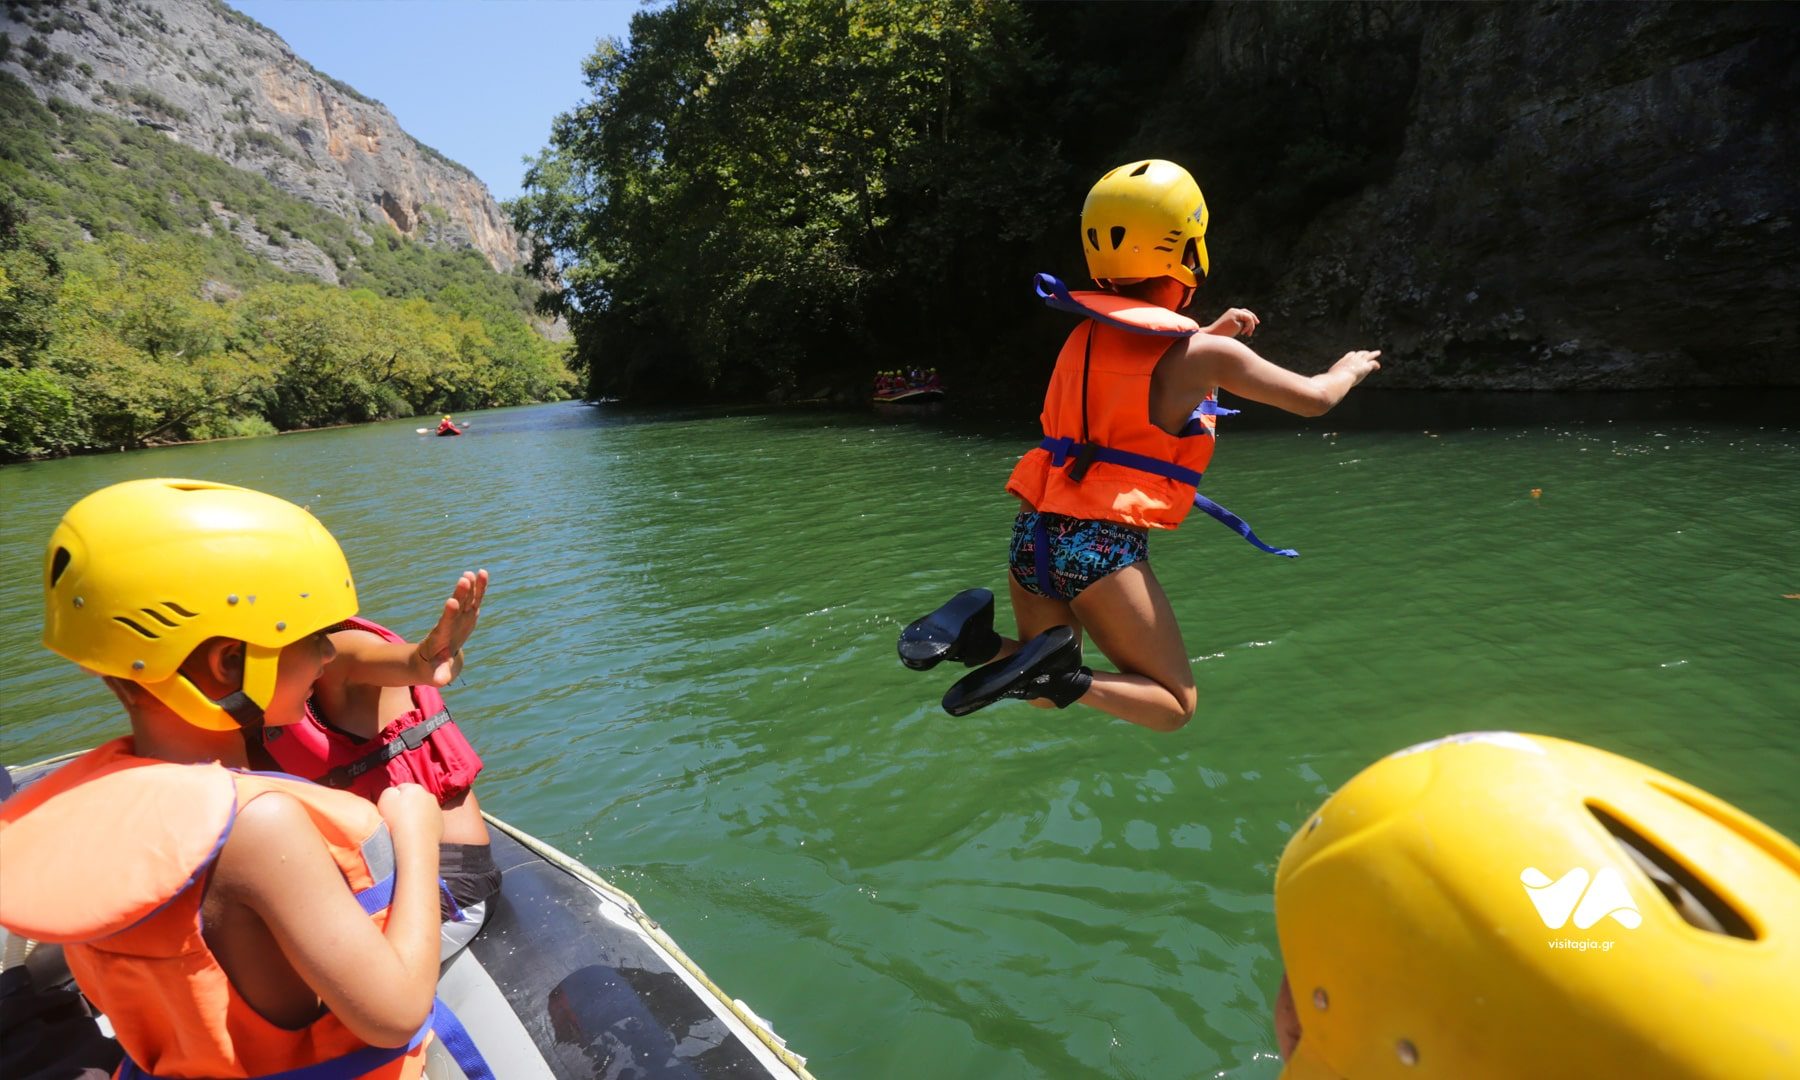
[{"xmin": 2, "ymin": 394, "xmax": 1796, "ymax": 1078}]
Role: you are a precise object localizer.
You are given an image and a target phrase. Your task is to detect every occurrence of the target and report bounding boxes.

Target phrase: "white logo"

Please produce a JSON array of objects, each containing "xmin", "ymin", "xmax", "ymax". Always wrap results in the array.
[{"xmin": 1520, "ymin": 867, "xmax": 1641, "ymax": 930}]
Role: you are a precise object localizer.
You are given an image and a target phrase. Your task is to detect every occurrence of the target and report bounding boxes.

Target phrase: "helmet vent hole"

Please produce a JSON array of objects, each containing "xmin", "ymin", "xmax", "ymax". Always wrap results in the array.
[
  {"xmin": 1129, "ymin": 161, "xmax": 1151, "ymax": 177},
  {"xmin": 1109, "ymin": 226, "xmax": 1126, "ymax": 250},
  {"xmin": 1086, "ymin": 227, "xmax": 1100, "ymax": 251},
  {"xmin": 1588, "ymin": 804, "xmax": 1756, "ymax": 939},
  {"xmin": 112, "ymin": 616, "xmax": 160, "ymax": 640},
  {"xmin": 163, "ymin": 602, "xmax": 198, "ymax": 618},
  {"xmin": 139, "ymin": 607, "xmax": 179, "ymax": 628},
  {"xmin": 49, "ymin": 546, "xmax": 72, "ymax": 587}
]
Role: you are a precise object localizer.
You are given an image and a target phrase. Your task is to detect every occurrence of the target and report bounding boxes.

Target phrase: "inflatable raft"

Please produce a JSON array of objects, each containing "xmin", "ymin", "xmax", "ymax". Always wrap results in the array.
[
  {"xmin": 0, "ymin": 751, "xmax": 813, "ymax": 1080},
  {"xmin": 871, "ymin": 387, "xmax": 944, "ymax": 406}
]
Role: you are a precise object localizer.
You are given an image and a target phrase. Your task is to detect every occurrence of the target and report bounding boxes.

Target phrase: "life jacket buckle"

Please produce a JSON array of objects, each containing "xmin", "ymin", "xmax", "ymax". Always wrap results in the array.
[{"xmin": 1065, "ymin": 441, "xmax": 1100, "ymax": 482}]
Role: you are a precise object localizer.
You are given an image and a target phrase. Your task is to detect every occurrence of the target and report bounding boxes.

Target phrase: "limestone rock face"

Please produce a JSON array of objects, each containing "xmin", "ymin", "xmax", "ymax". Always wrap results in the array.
[
  {"xmin": 1, "ymin": 0, "xmax": 529, "ymax": 275},
  {"xmin": 1146, "ymin": 2, "xmax": 1798, "ymax": 388}
]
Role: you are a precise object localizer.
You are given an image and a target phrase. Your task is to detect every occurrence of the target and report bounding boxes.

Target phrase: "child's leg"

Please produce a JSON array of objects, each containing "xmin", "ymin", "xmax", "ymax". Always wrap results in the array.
[
  {"xmin": 1067, "ymin": 561, "xmax": 1197, "ymax": 731},
  {"xmin": 1007, "ymin": 573, "xmax": 1083, "ymax": 651},
  {"xmin": 1004, "ymin": 575, "xmax": 1094, "ymax": 713}
]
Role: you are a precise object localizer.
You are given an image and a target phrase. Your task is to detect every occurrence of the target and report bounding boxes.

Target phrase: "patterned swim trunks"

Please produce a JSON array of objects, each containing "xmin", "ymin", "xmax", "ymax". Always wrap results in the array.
[{"xmin": 1008, "ymin": 510, "xmax": 1149, "ymax": 601}]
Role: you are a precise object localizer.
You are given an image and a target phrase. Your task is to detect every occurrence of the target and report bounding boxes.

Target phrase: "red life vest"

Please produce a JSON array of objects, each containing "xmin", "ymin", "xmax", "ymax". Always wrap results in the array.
[
  {"xmin": 263, "ymin": 616, "xmax": 483, "ymax": 803},
  {"xmin": 0, "ymin": 739, "xmax": 428, "ymax": 1078}
]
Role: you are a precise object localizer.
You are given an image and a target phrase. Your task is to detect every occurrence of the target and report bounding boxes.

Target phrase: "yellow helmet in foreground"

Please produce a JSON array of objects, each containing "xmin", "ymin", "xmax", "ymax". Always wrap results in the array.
[
  {"xmin": 1081, "ymin": 159, "xmax": 1209, "ymax": 288},
  {"xmin": 43, "ymin": 479, "xmax": 358, "ymax": 731},
  {"xmin": 1275, "ymin": 731, "xmax": 1800, "ymax": 1079}
]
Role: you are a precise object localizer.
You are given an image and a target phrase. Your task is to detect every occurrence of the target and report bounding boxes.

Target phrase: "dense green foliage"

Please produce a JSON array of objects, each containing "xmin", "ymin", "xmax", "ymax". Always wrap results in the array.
[
  {"xmin": 0, "ymin": 73, "xmax": 571, "ymax": 458},
  {"xmin": 513, "ymin": 1, "xmax": 1427, "ymax": 404},
  {"xmin": 514, "ymin": 0, "xmax": 1059, "ymax": 402}
]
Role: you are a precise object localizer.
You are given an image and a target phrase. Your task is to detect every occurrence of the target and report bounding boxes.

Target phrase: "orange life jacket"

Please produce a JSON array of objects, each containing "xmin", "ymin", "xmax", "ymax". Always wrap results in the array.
[
  {"xmin": 1006, "ymin": 277, "xmax": 1215, "ymax": 529},
  {"xmin": 1004, "ymin": 274, "xmax": 1299, "ymax": 557},
  {"xmin": 0, "ymin": 739, "xmax": 427, "ymax": 1079}
]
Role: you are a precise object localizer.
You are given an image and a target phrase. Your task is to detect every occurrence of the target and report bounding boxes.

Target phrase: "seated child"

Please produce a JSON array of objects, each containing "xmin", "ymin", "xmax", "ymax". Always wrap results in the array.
[
  {"xmin": 0, "ymin": 478, "xmax": 488, "ymax": 1077},
  {"xmin": 262, "ymin": 569, "xmax": 501, "ymax": 958}
]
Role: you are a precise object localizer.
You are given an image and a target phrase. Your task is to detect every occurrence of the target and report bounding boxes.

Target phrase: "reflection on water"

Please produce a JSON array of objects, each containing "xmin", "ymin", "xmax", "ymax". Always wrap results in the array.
[{"xmin": 2, "ymin": 394, "xmax": 1796, "ymax": 1078}]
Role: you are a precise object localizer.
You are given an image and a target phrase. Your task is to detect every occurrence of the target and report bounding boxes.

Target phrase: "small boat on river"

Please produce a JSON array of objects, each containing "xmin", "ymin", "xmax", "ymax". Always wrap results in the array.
[
  {"xmin": 0, "ymin": 750, "xmax": 813, "ymax": 1080},
  {"xmin": 873, "ymin": 368, "xmax": 946, "ymax": 413}
]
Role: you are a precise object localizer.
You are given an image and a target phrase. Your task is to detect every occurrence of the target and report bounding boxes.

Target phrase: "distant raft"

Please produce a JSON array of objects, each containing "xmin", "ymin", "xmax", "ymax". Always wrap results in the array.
[
  {"xmin": 872, "ymin": 386, "xmax": 945, "ymax": 405},
  {"xmin": 873, "ymin": 367, "xmax": 946, "ymax": 409}
]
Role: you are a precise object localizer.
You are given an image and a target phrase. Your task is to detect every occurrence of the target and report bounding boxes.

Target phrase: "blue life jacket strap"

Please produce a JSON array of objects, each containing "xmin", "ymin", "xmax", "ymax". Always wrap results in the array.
[
  {"xmin": 1179, "ymin": 398, "xmax": 1238, "ymax": 436},
  {"xmin": 1038, "ymin": 437, "xmax": 1206, "ymax": 488},
  {"xmin": 440, "ymin": 878, "xmax": 467, "ymax": 923},
  {"xmin": 1031, "ymin": 513, "xmax": 1064, "ymax": 602},
  {"xmin": 1191, "ymin": 493, "xmax": 1299, "ymax": 558},
  {"xmin": 1032, "ymin": 439, "xmax": 1297, "ymax": 557},
  {"xmin": 1033, "ymin": 274, "xmax": 1198, "ymax": 339},
  {"xmin": 118, "ymin": 999, "xmax": 493, "ymax": 1080},
  {"xmin": 353, "ymin": 871, "xmax": 394, "ymax": 916}
]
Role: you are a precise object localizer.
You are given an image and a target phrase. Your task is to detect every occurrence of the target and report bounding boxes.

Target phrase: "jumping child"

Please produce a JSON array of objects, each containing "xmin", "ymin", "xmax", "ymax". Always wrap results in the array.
[{"xmin": 900, "ymin": 160, "xmax": 1381, "ymax": 731}]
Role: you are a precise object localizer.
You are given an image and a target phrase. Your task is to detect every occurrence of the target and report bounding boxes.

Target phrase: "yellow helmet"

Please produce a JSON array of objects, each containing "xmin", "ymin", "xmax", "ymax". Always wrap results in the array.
[
  {"xmin": 43, "ymin": 479, "xmax": 358, "ymax": 731},
  {"xmin": 1081, "ymin": 159, "xmax": 1209, "ymax": 288},
  {"xmin": 1275, "ymin": 732, "xmax": 1800, "ymax": 1079}
]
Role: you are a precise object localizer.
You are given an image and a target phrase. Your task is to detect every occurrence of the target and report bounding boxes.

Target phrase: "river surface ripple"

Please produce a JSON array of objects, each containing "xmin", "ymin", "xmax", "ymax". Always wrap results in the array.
[{"xmin": 2, "ymin": 394, "xmax": 1796, "ymax": 1078}]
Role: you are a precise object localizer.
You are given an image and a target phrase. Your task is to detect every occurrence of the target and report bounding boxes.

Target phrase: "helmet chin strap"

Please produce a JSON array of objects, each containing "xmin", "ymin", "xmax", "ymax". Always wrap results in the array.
[
  {"xmin": 142, "ymin": 642, "xmax": 277, "ymax": 735},
  {"xmin": 213, "ymin": 689, "xmax": 267, "ymax": 727}
]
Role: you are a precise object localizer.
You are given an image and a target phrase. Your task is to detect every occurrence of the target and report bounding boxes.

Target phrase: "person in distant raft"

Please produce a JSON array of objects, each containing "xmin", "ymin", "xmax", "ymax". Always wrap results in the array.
[
  {"xmin": 898, "ymin": 160, "xmax": 1381, "ymax": 730},
  {"xmin": 0, "ymin": 479, "xmax": 491, "ymax": 1078},
  {"xmin": 262, "ymin": 569, "xmax": 502, "ymax": 958},
  {"xmin": 436, "ymin": 415, "xmax": 461, "ymax": 436}
]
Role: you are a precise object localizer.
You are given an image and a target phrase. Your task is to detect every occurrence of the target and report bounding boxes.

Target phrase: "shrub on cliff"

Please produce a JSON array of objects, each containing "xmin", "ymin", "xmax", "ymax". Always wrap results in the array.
[{"xmin": 0, "ymin": 367, "xmax": 85, "ymax": 457}]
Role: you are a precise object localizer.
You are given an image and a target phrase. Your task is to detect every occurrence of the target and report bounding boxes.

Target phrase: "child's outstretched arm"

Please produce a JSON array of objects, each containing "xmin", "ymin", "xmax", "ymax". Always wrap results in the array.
[
  {"xmin": 328, "ymin": 569, "xmax": 489, "ymax": 690},
  {"xmin": 1193, "ymin": 335, "xmax": 1381, "ymax": 418}
]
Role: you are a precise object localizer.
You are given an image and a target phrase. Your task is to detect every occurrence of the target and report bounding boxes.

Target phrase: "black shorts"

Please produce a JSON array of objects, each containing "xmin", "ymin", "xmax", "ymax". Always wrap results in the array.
[{"xmin": 438, "ymin": 841, "xmax": 502, "ymax": 920}]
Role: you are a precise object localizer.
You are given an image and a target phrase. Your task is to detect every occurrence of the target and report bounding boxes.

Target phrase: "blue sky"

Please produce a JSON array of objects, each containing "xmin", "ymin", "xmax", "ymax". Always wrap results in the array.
[{"xmin": 229, "ymin": 1, "xmax": 641, "ymax": 203}]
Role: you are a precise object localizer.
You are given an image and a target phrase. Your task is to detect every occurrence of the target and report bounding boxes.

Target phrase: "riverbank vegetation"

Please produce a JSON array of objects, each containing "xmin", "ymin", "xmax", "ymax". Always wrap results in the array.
[
  {"xmin": 519, "ymin": 1, "xmax": 1793, "ymax": 401},
  {"xmin": 0, "ymin": 73, "xmax": 571, "ymax": 459},
  {"xmin": 512, "ymin": 0, "xmax": 1378, "ymax": 404}
]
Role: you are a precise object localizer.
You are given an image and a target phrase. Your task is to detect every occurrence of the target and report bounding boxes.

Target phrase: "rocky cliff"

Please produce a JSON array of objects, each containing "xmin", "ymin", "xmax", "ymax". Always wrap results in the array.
[
  {"xmin": 0, "ymin": 0, "xmax": 528, "ymax": 279},
  {"xmin": 1147, "ymin": 1, "xmax": 1798, "ymax": 388}
]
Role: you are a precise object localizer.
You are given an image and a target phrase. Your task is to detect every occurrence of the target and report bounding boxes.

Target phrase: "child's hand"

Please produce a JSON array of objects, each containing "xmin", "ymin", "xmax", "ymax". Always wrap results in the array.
[
  {"xmin": 413, "ymin": 569, "xmax": 488, "ymax": 686},
  {"xmin": 1331, "ymin": 350, "xmax": 1382, "ymax": 386},
  {"xmin": 377, "ymin": 783, "xmax": 444, "ymax": 846},
  {"xmin": 1208, "ymin": 308, "xmax": 1260, "ymax": 338}
]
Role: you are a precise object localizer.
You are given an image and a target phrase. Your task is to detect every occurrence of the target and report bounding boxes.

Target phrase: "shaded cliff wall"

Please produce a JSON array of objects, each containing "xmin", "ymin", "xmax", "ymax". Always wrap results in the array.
[
  {"xmin": 1135, "ymin": 2, "xmax": 1798, "ymax": 388},
  {"xmin": 0, "ymin": 0, "xmax": 529, "ymax": 276}
]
